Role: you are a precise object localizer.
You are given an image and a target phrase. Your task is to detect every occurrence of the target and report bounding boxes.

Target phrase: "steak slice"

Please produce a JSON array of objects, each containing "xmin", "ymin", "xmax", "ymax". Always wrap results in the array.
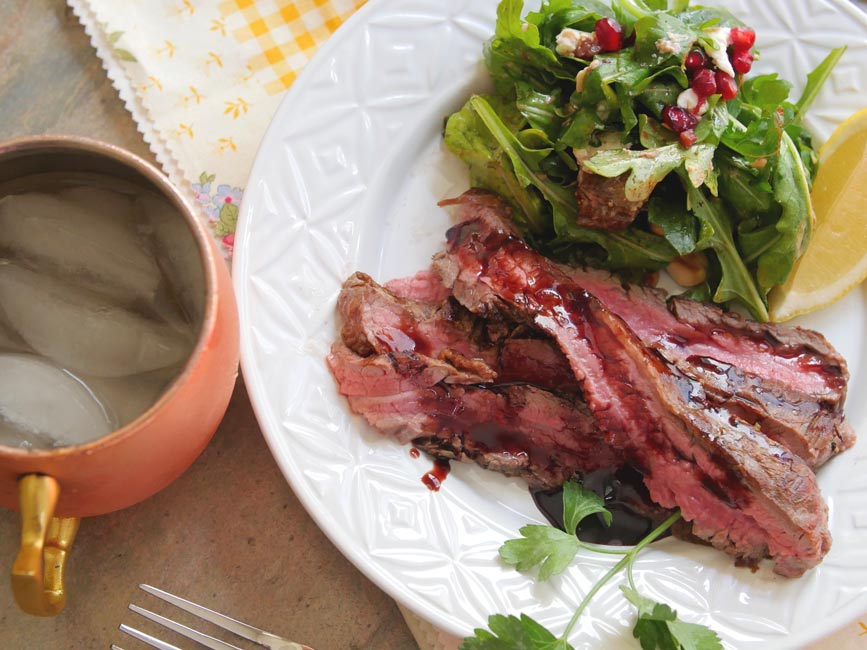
[
  {"xmin": 436, "ymin": 190, "xmax": 852, "ymax": 469},
  {"xmin": 576, "ymin": 168, "xmax": 644, "ymax": 230},
  {"xmin": 337, "ymin": 271, "xmax": 581, "ymax": 394},
  {"xmin": 384, "ymin": 268, "xmax": 451, "ymax": 303},
  {"xmin": 327, "ymin": 342, "xmax": 617, "ymax": 488},
  {"xmin": 435, "ymin": 190, "xmax": 832, "ymax": 576}
]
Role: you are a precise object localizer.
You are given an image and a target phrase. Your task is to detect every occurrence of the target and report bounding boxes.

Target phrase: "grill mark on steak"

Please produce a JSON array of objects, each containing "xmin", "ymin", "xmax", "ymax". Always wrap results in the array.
[{"xmin": 435, "ymin": 190, "xmax": 833, "ymax": 576}]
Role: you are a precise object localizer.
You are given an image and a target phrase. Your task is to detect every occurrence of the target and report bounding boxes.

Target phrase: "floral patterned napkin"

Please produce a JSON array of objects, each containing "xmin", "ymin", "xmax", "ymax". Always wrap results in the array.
[{"xmin": 68, "ymin": 0, "xmax": 364, "ymax": 259}]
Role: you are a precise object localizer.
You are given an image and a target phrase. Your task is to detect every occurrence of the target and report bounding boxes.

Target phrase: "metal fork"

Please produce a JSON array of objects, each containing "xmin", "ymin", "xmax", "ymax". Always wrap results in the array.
[{"xmin": 112, "ymin": 584, "xmax": 313, "ymax": 650}]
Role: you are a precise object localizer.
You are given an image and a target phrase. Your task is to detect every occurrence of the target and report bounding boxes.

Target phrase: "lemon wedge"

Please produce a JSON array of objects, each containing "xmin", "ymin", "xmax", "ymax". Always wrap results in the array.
[{"xmin": 768, "ymin": 108, "xmax": 867, "ymax": 322}]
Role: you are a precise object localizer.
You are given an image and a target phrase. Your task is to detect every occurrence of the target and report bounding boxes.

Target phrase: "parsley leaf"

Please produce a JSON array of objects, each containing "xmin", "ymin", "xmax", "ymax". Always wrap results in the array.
[
  {"xmin": 462, "ymin": 613, "xmax": 575, "ymax": 650},
  {"xmin": 499, "ymin": 480, "xmax": 611, "ymax": 580},
  {"xmin": 622, "ymin": 587, "xmax": 723, "ymax": 650},
  {"xmin": 499, "ymin": 525, "xmax": 581, "ymax": 580},
  {"xmin": 563, "ymin": 479, "xmax": 612, "ymax": 533}
]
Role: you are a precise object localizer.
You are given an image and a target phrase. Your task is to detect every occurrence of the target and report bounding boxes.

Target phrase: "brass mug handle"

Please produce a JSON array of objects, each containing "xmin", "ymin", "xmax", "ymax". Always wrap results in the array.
[{"xmin": 11, "ymin": 474, "xmax": 80, "ymax": 616}]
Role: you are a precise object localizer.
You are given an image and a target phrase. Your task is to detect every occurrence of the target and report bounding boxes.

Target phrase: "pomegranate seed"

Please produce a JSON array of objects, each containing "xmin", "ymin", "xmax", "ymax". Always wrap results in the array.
[
  {"xmin": 684, "ymin": 49, "xmax": 706, "ymax": 73},
  {"xmin": 594, "ymin": 17, "xmax": 624, "ymax": 52},
  {"xmin": 691, "ymin": 68, "xmax": 717, "ymax": 97},
  {"xmin": 730, "ymin": 49, "xmax": 753, "ymax": 74},
  {"xmin": 715, "ymin": 71, "xmax": 738, "ymax": 100},
  {"xmin": 730, "ymin": 27, "xmax": 756, "ymax": 50},
  {"xmin": 679, "ymin": 129, "xmax": 697, "ymax": 148},
  {"xmin": 661, "ymin": 105, "xmax": 698, "ymax": 133}
]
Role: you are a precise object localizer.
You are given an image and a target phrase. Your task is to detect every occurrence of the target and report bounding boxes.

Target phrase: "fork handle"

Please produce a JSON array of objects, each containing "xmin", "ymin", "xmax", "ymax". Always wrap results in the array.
[{"xmin": 11, "ymin": 474, "xmax": 80, "ymax": 616}]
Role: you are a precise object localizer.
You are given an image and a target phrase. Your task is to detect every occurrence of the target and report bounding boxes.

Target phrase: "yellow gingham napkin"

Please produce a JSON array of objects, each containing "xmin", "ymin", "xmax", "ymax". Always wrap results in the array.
[{"xmin": 68, "ymin": 0, "xmax": 364, "ymax": 258}]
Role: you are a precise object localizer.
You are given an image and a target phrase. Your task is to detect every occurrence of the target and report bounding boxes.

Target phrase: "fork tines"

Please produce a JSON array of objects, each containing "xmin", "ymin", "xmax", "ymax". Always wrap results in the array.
[{"xmin": 118, "ymin": 584, "xmax": 311, "ymax": 650}]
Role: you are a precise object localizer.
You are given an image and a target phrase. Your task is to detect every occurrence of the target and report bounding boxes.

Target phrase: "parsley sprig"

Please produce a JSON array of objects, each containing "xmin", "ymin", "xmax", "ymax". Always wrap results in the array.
[{"xmin": 462, "ymin": 480, "xmax": 723, "ymax": 650}]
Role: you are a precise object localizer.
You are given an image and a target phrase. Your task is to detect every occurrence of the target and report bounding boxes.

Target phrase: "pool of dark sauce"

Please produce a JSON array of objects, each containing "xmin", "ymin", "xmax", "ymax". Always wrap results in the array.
[{"xmin": 532, "ymin": 466, "xmax": 670, "ymax": 546}]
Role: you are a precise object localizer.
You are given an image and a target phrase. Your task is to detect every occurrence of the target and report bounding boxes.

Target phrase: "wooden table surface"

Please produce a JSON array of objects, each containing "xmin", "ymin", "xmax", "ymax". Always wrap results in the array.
[{"xmin": 0, "ymin": 3, "xmax": 419, "ymax": 648}]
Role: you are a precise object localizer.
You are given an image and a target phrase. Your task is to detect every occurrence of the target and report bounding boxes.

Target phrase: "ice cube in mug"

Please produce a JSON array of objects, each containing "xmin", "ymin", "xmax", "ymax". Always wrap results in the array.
[
  {"xmin": 0, "ymin": 190, "xmax": 161, "ymax": 306},
  {"xmin": 0, "ymin": 353, "xmax": 114, "ymax": 449},
  {"xmin": 0, "ymin": 261, "xmax": 192, "ymax": 378}
]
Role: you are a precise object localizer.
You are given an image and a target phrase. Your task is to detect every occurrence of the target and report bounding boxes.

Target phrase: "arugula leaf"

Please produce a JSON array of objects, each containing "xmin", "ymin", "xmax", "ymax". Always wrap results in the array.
[
  {"xmin": 794, "ymin": 46, "xmax": 846, "ymax": 117},
  {"xmin": 515, "ymin": 82, "xmax": 565, "ymax": 138},
  {"xmin": 610, "ymin": 0, "xmax": 658, "ymax": 35},
  {"xmin": 639, "ymin": 114, "xmax": 677, "ymax": 148},
  {"xmin": 553, "ymin": 212, "xmax": 678, "ymax": 270},
  {"xmin": 637, "ymin": 80, "xmax": 681, "ymax": 118},
  {"xmin": 444, "ymin": 95, "xmax": 548, "ymax": 234},
  {"xmin": 631, "ymin": 65, "xmax": 689, "ymax": 95},
  {"xmin": 720, "ymin": 111, "xmax": 783, "ymax": 159},
  {"xmin": 648, "ymin": 194, "xmax": 698, "ymax": 255},
  {"xmin": 738, "ymin": 73, "xmax": 793, "ymax": 111},
  {"xmin": 677, "ymin": 6, "xmax": 741, "ymax": 29},
  {"xmin": 560, "ymin": 107, "xmax": 605, "ymax": 149},
  {"xmin": 582, "ymin": 143, "xmax": 715, "ymax": 202},
  {"xmin": 622, "ymin": 588, "xmax": 723, "ymax": 650},
  {"xmin": 530, "ymin": 0, "xmax": 613, "ymax": 45},
  {"xmin": 693, "ymin": 100, "xmax": 728, "ymax": 146},
  {"xmin": 462, "ymin": 613, "xmax": 574, "ymax": 650},
  {"xmin": 485, "ymin": 1, "xmax": 577, "ymax": 94},
  {"xmin": 471, "ymin": 96, "xmax": 577, "ymax": 222},
  {"xmin": 683, "ymin": 179, "xmax": 769, "ymax": 321},
  {"xmin": 753, "ymin": 131, "xmax": 814, "ymax": 294},
  {"xmin": 633, "ymin": 13, "xmax": 697, "ymax": 66},
  {"xmin": 716, "ymin": 154, "xmax": 773, "ymax": 219}
]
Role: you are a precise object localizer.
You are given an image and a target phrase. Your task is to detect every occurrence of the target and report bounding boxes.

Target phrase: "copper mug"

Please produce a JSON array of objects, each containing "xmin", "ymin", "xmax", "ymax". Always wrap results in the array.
[{"xmin": 0, "ymin": 136, "xmax": 239, "ymax": 615}]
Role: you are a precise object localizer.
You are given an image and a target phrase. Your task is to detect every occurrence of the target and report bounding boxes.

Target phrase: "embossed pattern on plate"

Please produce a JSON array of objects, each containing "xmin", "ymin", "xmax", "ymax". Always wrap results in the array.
[{"xmin": 234, "ymin": 1, "xmax": 867, "ymax": 647}]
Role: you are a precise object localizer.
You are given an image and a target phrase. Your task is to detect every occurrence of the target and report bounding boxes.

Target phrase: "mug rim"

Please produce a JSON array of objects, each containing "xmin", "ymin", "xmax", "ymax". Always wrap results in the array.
[{"xmin": 0, "ymin": 134, "xmax": 222, "ymax": 459}]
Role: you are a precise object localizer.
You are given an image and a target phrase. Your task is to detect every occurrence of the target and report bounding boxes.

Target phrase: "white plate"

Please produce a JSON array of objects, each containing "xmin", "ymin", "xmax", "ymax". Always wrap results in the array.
[{"xmin": 234, "ymin": 1, "xmax": 867, "ymax": 647}]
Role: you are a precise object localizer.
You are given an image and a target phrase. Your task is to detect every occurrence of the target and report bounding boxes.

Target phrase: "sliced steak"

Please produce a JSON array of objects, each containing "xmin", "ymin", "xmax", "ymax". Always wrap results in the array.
[
  {"xmin": 327, "ymin": 342, "xmax": 616, "ymax": 488},
  {"xmin": 576, "ymin": 168, "xmax": 645, "ymax": 230},
  {"xmin": 384, "ymin": 268, "xmax": 451, "ymax": 303},
  {"xmin": 435, "ymin": 190, "xmax": 833, "ymax": 576},
  {"xmin": 337, "ymin": 271, "xmax": 580, "ymax": 393},
  {"xmin": 436, "ymin": 190, "xmax": 852, "ymax": 469}
]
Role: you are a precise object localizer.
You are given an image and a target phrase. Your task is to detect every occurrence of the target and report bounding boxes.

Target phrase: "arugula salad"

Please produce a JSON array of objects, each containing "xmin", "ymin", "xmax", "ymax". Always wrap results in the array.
[{"xmin": 444, "ymin": 0, "xmax": 844, "ymax": 321}]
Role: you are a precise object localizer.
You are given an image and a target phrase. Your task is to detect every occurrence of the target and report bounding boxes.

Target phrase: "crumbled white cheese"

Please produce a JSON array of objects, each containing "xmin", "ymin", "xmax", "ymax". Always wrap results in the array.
[
  {"xmin": 574, "ymin": 59, "xmax": 600, "ymax": 93},
  {"xmin": 677, "ymin": 88, "xmax": 700, "ymax": 112},
  {"xmin": 655, "ymin": 33, "xmax": 684, "ymax": 55},
  {"xmin": 703, "ymin": 27, "xmax": 734, "ymax": 77},
  {"xmin": 521, "ymin": 22, "xmax": 529, "ymax": 32},
  {"xmin": 556, "ymin": 28, "xmax": 595, "ymax": 57},
  {"xmin": 596, "ymin": 101, "xmax": 611, "ymax": 121}
]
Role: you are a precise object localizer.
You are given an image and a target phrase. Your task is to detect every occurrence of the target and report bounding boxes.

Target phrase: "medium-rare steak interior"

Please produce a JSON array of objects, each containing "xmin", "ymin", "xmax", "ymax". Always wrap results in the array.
[{"xmin": 327, "ymin": 189, "xmax": 854, "ymax": 578}]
